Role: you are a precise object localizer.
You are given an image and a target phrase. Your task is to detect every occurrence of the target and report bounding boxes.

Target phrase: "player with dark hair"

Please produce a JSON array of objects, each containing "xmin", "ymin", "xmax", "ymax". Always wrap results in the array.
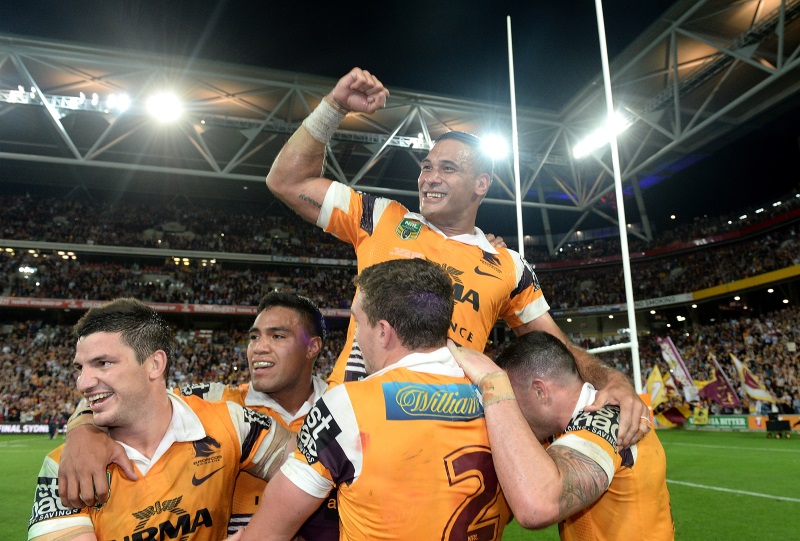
[
  {"xmin": 232, "ymin": 258, "xmax": 512, "ymax": 540},
  {"xmin": 265, "ymin": 66, "xmax": 649, "ymax": 447},
  {"xmin": 450, "ymin": 331, "xmax": 674, "ymax": 540},
  {"xmin": 28, "ymin": 298, "xmax": 291, "ymax": 541}
]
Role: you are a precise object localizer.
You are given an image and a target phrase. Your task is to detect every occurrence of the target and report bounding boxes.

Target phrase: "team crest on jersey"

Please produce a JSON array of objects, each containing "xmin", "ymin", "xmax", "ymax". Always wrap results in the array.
[
  {"xmin": 193, "ymin": 436, "xmax": 223, "ymax": 468},
  {"xmin": 481, "ymin": 251, "xmax": 502, "ymax": 267},
  {"xmin": 193, "ymin": 436, "xmax": 221, "ymax": 458},
  {"xmin": 395, "ymin": 219, "xmax": 422, "ymax": 240},
  {"xmin": 566, "ymin": 406, "xmax": 620, "ymax": 451}
]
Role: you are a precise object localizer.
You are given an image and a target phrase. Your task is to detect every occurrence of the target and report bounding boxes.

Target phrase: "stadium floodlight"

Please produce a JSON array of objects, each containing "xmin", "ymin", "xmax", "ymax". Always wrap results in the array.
[
  {"xmin": 481, "ymin": 134, "xmax": 509, "ymax": 160},
  {"xmin": 572, "ymin": 111, "xmax": 631, "ymax": 159},
  {"xmin": 106, "ymin": 93, "xmax": 130, "ymax": 112},
  {"xmin": 147, "ymin": 92, "xmax": 182, "ymax": 122}
]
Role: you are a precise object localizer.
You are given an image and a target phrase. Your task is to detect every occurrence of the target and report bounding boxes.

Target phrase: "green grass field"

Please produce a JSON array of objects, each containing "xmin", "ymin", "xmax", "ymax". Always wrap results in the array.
[{"xmin": 4, "ymin": 429, "xmax": 798, "ymax": 540}]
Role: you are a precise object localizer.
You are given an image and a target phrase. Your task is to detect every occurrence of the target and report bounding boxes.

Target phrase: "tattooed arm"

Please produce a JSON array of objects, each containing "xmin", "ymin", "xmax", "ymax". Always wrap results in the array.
[
  {"xmin": 448, "ymin": 340, "xmax": 610, "ymax": 530},
  {"xmin": 547, "ymin": 446, "xmax": 608, "ymax": 523}
]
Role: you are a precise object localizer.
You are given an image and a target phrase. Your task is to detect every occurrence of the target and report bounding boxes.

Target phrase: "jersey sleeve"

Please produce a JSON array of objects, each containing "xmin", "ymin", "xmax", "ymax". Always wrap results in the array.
[
  {"xmin": 227, "ymin": 403, "xmax": 292, "ymax": 480},
  {"xmin": 548, "ymin": 406, "xmax": 624, "ymax": 488},
  {"xmin": 178, "ymin": 381, "xmax": 235, "ymax": 401},
  {"xmin": 27, "ymin": 452, "xmax": 94, "ymax": 540},
  {"xmin": 317, "ymin": 181, "xmax": 395, "ymax": 248},
  {"xmin": 500, "ymin": 249, "xmax": 551, "ymax": 328},
  {"xmin": 284, "ymin": 385, "xmax": 361, "ymax": 496}
]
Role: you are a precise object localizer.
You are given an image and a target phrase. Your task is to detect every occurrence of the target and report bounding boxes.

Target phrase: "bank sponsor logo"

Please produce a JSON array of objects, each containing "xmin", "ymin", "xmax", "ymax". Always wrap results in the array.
[
  {"xmin": 566, "ymin": 406, "xmax": 620, "ymax": 451},
  {"xmin": 383, "ymin": 382, "xmax": 483, "ymax": 421},
  {"xmin": 29, "ymin": 476, "xmax": 82, "ymax": 528},
  {"xmin": 297, "ymin": 400, "xmax": 340, "ymax": 465}
]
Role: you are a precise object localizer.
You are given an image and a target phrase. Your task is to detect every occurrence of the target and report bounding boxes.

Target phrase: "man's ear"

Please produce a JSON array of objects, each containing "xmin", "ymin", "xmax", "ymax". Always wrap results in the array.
[
  {"xmin": 307, "ymin": 336, "xmax": 323, "ymax": 362},
  {"xmin": 531, "ymin": 379, "xmax": 548, "ymax": 402},
  {"xmin": 377, "ymin": 320, "xmax": 393, "ymax": 349},
  {"xmin": 475, "ymin": 173, "xmax": 492, "ymax": 197},
  {"xmin": 149, "ymin": 350, "xmax": 168, "ymax": 382}
]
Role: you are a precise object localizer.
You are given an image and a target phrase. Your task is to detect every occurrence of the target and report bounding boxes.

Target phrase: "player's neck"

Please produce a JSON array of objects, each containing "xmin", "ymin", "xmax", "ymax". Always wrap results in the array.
[
  {"xmin": 271, "ymin": 381, "xmax": 315, "ymax": 417},
  {"xmin": 110, "ymin": 392, "xmax": 173, "ymax": 459}
]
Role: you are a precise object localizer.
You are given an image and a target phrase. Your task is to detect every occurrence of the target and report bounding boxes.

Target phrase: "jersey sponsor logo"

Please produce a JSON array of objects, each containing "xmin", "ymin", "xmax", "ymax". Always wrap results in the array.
[
  {"xmin": 566, "ymin": 406, "xmax": 620, "ymax": 451},
  {"xmin": 449, "ymin": 321, "xmax": 476, "ymax": 345},
  {"xmin": 29, "ymin": 476, "xmax": 82, "ymax": 528},
  {"xmin": 131, "ymin": 497, "xmax": 189, "ymax": 531},
  {"xmin": 191, "ymin": 466, "xmax": 224, "ymax": 486},
  {"xmin": 395, "ymin": 218, "xmax": 422, "ymax": 240},
  {"xmin": 430, "ymin": 260, "xmax": 482, "ymax": 311},
  {"xmin": 243, "ymin": 407, "xmax": 274, "ymax": 431},
  {"xmin": 297, "ymin": 400, "xmax": 341, "ymax": 465},
  {"xmin": 453, "ymin": 283, "xmax": 480, "ymax": 311},
  {"xmin": 383, "ymin": 382, "xmax": 484, "ymax": 421},
  {"xmin": 116, "ymin": 499, "xmax": 212, "ymax": 541},
  {"xmin": 434, "ymin": 261, "xmax": 465, "ymax": 284}
]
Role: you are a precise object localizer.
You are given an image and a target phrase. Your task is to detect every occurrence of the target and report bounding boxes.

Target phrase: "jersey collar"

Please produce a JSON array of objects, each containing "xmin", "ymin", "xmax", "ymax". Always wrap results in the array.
[{"xmin": 404, "ymin": 212, "xmax": 499, "ymax": 254}]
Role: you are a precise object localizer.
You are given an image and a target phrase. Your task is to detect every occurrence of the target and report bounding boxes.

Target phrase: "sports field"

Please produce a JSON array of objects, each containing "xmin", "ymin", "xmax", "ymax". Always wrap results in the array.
[{"xmin": 4, "ymin": 428, "xmax": 798, "ymax": 540}]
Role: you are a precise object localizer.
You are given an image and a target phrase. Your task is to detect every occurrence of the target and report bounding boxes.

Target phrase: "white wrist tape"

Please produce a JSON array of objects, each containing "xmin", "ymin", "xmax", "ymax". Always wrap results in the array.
[{"xmin": 302, "ymin": 99, "xmax": 345, "ymax": 144}]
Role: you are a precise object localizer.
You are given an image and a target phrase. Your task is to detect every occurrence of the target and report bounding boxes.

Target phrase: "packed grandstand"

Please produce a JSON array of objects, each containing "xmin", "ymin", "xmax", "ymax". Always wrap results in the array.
[{"xmin": 1, "ymin": 183, "xmax": 799, "ymax": 428}]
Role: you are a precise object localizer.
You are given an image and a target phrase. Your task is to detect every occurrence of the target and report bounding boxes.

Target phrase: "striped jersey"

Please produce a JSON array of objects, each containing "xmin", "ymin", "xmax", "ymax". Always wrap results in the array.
[
  {"xmin": 318, "ymin": 182, "xmax": 549, "ymax": 385},
  {"xmin": 282, "ymin": 347, "xmax": 513, "ymax": 540},
  {"xmin": 28, "ymin": 391, "xmax": 290, "ymax": 541}
]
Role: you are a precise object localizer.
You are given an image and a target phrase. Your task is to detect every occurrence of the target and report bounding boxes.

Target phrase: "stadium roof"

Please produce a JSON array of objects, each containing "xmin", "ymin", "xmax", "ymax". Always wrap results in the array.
[{"xmin": 1, "ymin": 0, "xmax": 799, "ymax": 251}]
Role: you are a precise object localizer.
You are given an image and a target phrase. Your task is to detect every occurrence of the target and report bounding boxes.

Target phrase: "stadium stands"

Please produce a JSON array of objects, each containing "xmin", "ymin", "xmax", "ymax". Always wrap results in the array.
[{"xmin": 1, "ymin": 186, "xmax": 799, "ymax": 423}]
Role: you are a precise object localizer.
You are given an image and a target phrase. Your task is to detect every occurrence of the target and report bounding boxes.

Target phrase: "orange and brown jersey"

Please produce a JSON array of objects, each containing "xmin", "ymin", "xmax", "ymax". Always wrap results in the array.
[
  {"xmin": 318, "ymin": 182, "xmax": 549, "ymax": 385},
  {"xmin": 28, "ymin": 391, "xmax": 289, "ymax": 541},
  {"xmin": 282, "ymin": 347, "xmax": 513, "ymax": 540},
  {"xmin": 178, "ymin": 378, "xmax": 334, "ymax": 537},
  {"xmin": 550, "ymin": 385, "xmax": 675, "ymax": 541}
]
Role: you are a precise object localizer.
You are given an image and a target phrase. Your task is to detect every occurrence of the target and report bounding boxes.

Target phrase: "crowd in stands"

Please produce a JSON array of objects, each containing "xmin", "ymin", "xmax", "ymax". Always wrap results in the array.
[
  {"xmin": 524, "ymin": 190, "xmax": 800, "ymax": 263},
  {"xmin": 2, "ymin": 190, "xmax": 800, "ymax": 312},
  {"xmin": 540, "ymin": 220, "xmax": 800, "ymax": 309},
  {"xmin": 4, "ymin": 305, "xmax": 798, "ymax": 427},
  {"xmin": 0, "ymin": 318, "xmax": 346, "ymax": 425},
  {"xmin": 0, "ymin": 194, "xmax": 357, "ymax": 260},
  {"xmin": 2, "ymin": 186, "xmax": 800, "ymax": 426},
  {"xmin": 2, "ymin": 253, "xmax": 355, "ymax": 310},
  {"xmin": 572, "ymin": 305, "xmax": 800, "ymax": 417}
]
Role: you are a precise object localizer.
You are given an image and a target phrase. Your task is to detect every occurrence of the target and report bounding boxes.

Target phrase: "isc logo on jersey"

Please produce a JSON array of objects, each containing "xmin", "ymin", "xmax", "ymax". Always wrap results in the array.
[
  {"xmin": 567, "ymin": 406, "xmax": 620, "ymax": 450},
  {"xmin": 297, "ymin": 401, "xmax": 340, "ymax": 464}
]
